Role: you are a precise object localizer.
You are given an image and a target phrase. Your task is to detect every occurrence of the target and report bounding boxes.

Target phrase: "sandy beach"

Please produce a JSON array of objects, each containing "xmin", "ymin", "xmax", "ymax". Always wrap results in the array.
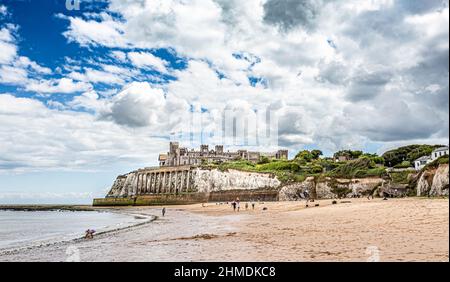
[{"xmin": 0, "ymin": 198, "xmax": 448, "ymax": 262}]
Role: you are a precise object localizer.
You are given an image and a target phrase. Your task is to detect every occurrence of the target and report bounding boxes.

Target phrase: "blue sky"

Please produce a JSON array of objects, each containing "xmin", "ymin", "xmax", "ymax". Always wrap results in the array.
[{"xmin": 0, "ymin": 0, "xmax": 448, "ymax": 204}]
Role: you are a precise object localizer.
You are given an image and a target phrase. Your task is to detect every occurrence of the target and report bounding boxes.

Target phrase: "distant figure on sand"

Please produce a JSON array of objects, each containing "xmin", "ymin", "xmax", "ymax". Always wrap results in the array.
[
  {"xmin": 232, "ymin": 201, "xmax": 237, "ymax": 212},
  {"xmin": 245, "ymin": 203, "xmax": 249, "ymax": 210},
  {"xmin": 304, "ymin": 190, "xmax": 311, "ymax": 207},
  {"xmin": 162, "ymin": 208, "xmax": 166, "ymax": 217},
  {"xmin": 237, "ymin": 202, "xmax": 240, "ymax": 212},
  {"xmin": 252, "ymin": 202, "xmax": 255, "ymax": 210}
]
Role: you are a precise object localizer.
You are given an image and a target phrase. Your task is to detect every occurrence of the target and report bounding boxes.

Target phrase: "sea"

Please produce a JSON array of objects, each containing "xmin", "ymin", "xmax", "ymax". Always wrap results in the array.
[{"xmin": 0, "ymin": 210, "xmax": 148, "ymax": 251}]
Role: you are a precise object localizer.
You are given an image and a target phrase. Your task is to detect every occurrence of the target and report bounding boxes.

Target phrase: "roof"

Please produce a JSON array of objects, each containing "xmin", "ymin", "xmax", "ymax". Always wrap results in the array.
[
  {"xmin": 433, "ymin": 146, "xmax": 449, "ymax": 153},
  {"xmin": 159, "ymin": 154, "xmax": 168, "ymax": 161},
  {"xmin": 415, "ymin": 155, "xmax": 431, "ymax": 162}
]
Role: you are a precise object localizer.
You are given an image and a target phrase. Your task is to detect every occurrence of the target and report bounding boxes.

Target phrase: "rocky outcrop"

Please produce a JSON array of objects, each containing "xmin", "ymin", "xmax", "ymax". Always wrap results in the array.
[
  {"xmin": 192, "ymin": 168, "xmax": 280, "ymax": 193},
  {"xmin": 107, "ymin": 173, "xmax": 139, "ymax": 198},
  {"xmin": 279, "ymin": 177, "xmax": 384, "ymax": 200},
  {"xmin": 279, "ymin": 177, "xmax": 316, "ymax": 201},
  {"xmin": 417, "ymin": 164, "xmax": 449, "ymax": 197}
]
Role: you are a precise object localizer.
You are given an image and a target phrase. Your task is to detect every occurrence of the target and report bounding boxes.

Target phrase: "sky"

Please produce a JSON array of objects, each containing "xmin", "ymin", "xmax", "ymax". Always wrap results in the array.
[{"xmin": 0, "ymin": 0, "xmax": 448, "ymax": 204}]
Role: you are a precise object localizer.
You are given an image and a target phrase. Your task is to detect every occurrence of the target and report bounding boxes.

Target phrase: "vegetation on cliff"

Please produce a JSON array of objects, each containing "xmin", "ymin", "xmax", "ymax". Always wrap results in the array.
[
  {"xmin": 201, "ymin": 145, "xmax": 448, "ymax": 186},
  {"xmin": 204, "ymin": 149, "xmax": 387, "ymax": 183},
  {"xmin": 382, "ymin": 144, "xmax": 444, "ymax": 167},
  {"xmin": 424, "ymin": 155, "xmax": 449, "ymax": 170},
  {"xmin": 326, "ymin": 157, "xmax": 387, "ymax": 179}
]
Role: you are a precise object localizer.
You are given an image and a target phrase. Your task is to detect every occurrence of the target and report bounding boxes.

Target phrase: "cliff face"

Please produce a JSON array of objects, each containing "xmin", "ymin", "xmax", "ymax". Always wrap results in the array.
[
  {"xmin": 106, "ymin": 168, "xmax": 281, "ymax": 198},
  {"xmin": 107, "ymin": 173, "xmax": 138, "ymax": 198},
  {"xmin": 192, "ymin": 168, "xmax": 280, "ymax": 193},
  {"xmin": 105, "ymin": 163, "xmax": 448, "ymax": 200},
  {"xmin": 279, "ymin": 177, "xmax": 384, "ymax": 200},
  {"xmin": 417, "ymin": 164, "xmax": 449, "ymax": 197}
]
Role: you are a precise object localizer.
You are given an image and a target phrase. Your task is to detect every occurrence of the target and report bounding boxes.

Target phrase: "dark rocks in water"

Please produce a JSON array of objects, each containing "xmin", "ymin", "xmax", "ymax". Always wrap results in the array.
[
  {"xmin": 332, "ymin": 201, "xmax": 337, "ymax": 205},
  {"xmin": 315, "ymin": 204, "xmax": 320, "ymax": 207},
  {"xmin": 262, "ymin": 207, "xmax": 268, "ymax": 211},
  {"xmin": 340, "ymin": 201, "xmax": 352, "ymax": 204}
]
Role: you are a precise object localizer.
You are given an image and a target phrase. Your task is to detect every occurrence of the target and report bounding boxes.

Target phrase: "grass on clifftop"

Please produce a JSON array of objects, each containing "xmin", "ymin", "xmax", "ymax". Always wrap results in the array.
[
  {"xmin": 203, "ymin": 153, "xmax": 387, "ymax": 183},
  {"xmin": 325, "ymin": 157, "xmax": 387, "ymax": 179}
]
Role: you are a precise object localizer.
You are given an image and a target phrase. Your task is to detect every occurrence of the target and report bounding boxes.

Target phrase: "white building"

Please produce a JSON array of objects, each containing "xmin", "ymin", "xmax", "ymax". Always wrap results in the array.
[
  {"xmin": 431, "ymin": 146, "xmax": 449, "ymax": 161},
  {"xmin": 414, "ymin": 156, "xmax": 431, "ymax": 171},
  {"xmin": 414, "ymin": 146, "xmax": 449, "ymax": 171}
]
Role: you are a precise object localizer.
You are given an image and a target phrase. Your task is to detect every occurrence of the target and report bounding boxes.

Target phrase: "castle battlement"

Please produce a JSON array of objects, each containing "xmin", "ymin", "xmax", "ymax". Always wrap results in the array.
[{"xmin": 159, "ymin": 142, "xmax": 288, "ymax": 167}]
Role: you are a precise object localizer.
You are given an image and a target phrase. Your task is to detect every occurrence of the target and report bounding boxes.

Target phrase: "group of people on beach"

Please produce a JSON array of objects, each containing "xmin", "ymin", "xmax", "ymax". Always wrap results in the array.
[{"xmin": 231, "ymin": 198, "xmax": 256, "ymax": 212}]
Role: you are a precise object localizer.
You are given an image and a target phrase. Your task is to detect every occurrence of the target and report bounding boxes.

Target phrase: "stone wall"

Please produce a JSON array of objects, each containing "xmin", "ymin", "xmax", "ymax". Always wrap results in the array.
[{"xmin": 94, "ymin": 193, "xmax": 209, "ymax": 207}]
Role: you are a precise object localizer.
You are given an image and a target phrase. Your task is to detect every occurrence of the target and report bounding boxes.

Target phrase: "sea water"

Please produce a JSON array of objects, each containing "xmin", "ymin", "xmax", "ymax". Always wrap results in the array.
[{"xmin": 0, "ymin": 210, "xmax": 146, "ymax": 250}]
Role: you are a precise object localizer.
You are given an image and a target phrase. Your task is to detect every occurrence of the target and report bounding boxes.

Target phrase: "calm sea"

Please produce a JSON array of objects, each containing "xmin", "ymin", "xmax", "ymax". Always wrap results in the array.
[{"xmin": 0, "ymin": 210, "xmax": 147, "ymax": 251}]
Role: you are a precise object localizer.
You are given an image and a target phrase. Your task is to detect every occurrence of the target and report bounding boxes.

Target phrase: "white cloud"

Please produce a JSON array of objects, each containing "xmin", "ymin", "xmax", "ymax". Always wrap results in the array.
[
  {"xmin": 0, "ymin": 65, "xmax": 27, "ymax": 84},
  {"xmin": 127, "ymin": 51, "xmax": 169, "ymax": 73},
  {"xmin": 15, "ymin": 56, "xmax": 52, "ymax": 74},
  {"xmin": 0, "ymin": 93, "xmax": 169, "ymax": 174},
  {"xmin": 25, "ymin": 78, "xmax": 92, "ymax": 94},
  {"xmin": 0, "ymin": 32, "xmax": 17, "ymax": 64},
  {"xmin": 1, "ymin": 0, "xmax": 449, "ymax": 175},
  {"xmin": 61, "ymin": 13, "xmax": 128, "ymax": 47},
  {"xmin": 109, "ymin": 50, "xmax": 128, "ymax": 62},
  {"xmin": 68, "ymin": 68, "xmax": 125, "ymax": 85},
  {"xmin": 100, "ymin": 81, "xmax": 190, "ymax": 130},
  {"xmin": 0, "ymin": 5, "xmax": 7, "ymax": 17}
]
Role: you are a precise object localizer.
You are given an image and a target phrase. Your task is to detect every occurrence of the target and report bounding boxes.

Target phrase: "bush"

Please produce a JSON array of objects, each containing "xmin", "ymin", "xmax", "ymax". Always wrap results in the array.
[
  {"xmin": 258, "ymin": 156, "xmax": 270, "ymax": 165},
  {"xmin": 390, "ymin": 171, "xmax": 412, "ymax": 184},
  {"xmin": 311, "ymin": 165, "xmax": 324, "ymax": 174},
  {"xmin": 394, "ymin": 161, "xmax": 412, "ymax": 169}
]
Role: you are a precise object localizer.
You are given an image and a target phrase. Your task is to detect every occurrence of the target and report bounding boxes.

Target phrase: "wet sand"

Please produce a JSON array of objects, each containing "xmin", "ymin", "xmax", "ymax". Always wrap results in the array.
[{"xmin": 0, "ymin": 198, "xmax": 448, "ymax": 262}]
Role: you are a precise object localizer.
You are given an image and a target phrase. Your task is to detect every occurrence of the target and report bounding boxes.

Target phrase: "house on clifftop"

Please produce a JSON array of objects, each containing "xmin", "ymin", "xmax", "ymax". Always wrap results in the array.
[{"xmin": 414, "ymin": 146, "xmax": 449, "ymax": 171}]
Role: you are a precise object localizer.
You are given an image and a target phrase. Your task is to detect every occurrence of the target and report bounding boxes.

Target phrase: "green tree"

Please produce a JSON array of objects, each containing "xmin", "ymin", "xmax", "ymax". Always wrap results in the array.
[
  {"xmin": 295, "ymin": 150, "xmax": 314, "ymax": 162},
  {"xmin": 311, "ymin": 150, "xmax": 323, "ymax": 160}
]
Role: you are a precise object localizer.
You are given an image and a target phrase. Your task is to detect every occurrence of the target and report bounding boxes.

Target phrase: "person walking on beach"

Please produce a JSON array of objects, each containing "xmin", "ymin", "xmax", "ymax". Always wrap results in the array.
[
  {"xmin": 232, "ymin": 201, "xmax": 237, "ymax": 212},
  {"xmin": 162, "ymin": 207, "xmax": 166, "ymax": 217},
  {"xmin": 237, "ymin": 201, "xmax": 241, "ymax": 212},
  {"xmin": 252, "ymin": 202, "xmax": 255, "ymax": 210},
  {"xmin": 245, "ymin": 203, "xmax": 249, "ymax": 210}
]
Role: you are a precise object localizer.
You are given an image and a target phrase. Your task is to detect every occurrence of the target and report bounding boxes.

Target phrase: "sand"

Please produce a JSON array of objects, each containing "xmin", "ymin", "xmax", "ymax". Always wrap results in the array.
[{"xmin": 0, "ymin": 198, "xmax": 448, "ymax": 262}]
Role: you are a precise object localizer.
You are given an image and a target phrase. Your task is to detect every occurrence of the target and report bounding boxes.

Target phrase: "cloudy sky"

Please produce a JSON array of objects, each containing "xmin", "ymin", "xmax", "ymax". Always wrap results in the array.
[{"xmin": 0, "ymin": 0, "xmax": 448, "ymax": 204}]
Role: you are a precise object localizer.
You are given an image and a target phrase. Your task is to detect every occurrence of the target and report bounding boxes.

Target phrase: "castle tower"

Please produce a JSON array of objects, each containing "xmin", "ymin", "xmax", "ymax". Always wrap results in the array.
[
  {"xmin": 200, "ymin": 145, "xmax": 209, "ymax": 155},
  {"xmin": 215, "ymin": 145, "xmax": 224, "ymax": 155}
]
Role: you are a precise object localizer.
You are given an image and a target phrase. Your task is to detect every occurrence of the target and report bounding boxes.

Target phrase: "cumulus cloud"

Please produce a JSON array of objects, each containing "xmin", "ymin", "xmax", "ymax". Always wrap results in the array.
[
  {"xmin": 25, "ymin": 78, "xmax": 92, "ymax": 94},
  {"xmin": 263, "ymin": 0, "xmax": 324, "ymax": 31},
  {"xmin": 0, "ymin": 93, "xmax": 169, "ymax": 173},
  {"xmin": 127, "ymin": 51, "xmax": 169, "ymax": 73},
  {"xmin": 1, "ymin": 0, "xmax": 449, "ymax": 174},
  {"xmin": 100, "ymin": 81, "xmax": 190, "ymax": 130},
  {"xmin": 0, "ymin": 21, "xmax": 52, "ymax": 87}
]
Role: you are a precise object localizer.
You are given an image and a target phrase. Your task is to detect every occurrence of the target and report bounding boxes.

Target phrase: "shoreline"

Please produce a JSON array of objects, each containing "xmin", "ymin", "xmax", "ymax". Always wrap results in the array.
[
  {"xmin": 0, "ymin": 205, "xmax": 96, "ymax": 212},
  {"xmin": 0, "ymin": 208, "xmax": 157, "ymax": 256},
  {"xmin": 0, "ymin": 198, "xmax": 448, "ymax": 262}
]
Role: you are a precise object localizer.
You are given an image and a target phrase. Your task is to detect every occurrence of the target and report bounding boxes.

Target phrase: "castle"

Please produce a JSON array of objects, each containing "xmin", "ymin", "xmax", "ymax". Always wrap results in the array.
[{"xmin": 159, "ymin": 142, "xmax": 288, "ymax": 167}]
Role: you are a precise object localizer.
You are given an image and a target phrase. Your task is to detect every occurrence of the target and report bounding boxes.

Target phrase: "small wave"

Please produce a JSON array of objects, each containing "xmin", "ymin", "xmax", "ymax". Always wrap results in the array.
[{"xmin": 0, "ymin": 212, "xmax": 156, "ymax": 256}]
